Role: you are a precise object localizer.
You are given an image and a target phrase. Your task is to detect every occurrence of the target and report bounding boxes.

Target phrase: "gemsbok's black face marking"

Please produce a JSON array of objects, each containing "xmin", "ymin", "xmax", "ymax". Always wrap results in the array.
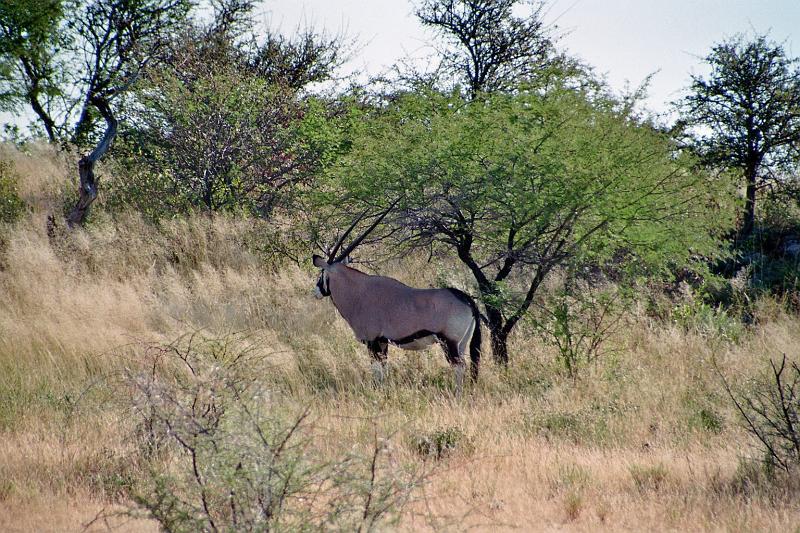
[
  {"xmin": 312, "ymin": 254, "xmax": 333, "ymax": 299},
  {"xmin": 315, "ymin": 271, "xmax": 331, "ymax": 298}
]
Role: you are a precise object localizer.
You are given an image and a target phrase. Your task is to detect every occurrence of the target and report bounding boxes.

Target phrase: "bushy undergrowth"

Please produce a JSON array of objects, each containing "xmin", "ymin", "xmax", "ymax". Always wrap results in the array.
[
  {"xmin": 125, "ymin": 334, "xmax": 429, "ymax": 531},
  {"xmin": 671, "ymin": 300, "xmax": 745, "ymax": 343},
  {"xmin": 531, "ymin": 283, "xmax": 626, "ymax": 378}
]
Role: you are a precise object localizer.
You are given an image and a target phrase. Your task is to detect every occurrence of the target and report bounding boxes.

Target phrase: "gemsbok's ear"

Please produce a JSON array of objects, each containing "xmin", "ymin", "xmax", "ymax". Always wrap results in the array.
[{"xmin": 312, "ymin": 255, "xmax": 329, "ymax": 268}]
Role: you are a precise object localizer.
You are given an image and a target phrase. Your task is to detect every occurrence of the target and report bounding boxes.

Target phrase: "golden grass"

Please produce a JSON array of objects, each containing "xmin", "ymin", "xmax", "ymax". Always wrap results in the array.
[{"xmin": 1, "ymin": 145, "xmax": 799, "ymax": 531}]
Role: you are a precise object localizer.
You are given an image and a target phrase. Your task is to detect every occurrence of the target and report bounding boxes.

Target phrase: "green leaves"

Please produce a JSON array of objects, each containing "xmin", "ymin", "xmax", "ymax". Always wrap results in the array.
[
  {"xmin": 2, "ymin": 0, "xmax": 194, "ymax": 144},
  {"xmin": 680, "ymin": 32, "xmax": 800, "ymax": 236},
  {"xmin": 0, "ymin": 0, "xmax": 62, "ymax": 62},
  {"xmin": 336, "ymin": 86, "xmax": 727, "ymax": 271},
  {"xmin": 0, "ymin": 0, "xmax": 64, "ymax": 132},
  {"xmin": 323, "ymin": 82, "xmax": 732, "ymax": 361}
]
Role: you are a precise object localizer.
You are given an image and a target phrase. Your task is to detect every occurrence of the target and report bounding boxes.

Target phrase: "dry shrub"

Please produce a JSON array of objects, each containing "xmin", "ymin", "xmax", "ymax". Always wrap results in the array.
[
  {"xmin": 629, "ymin": 463, "xmax": 670, "ymax": 493},
  {"xmin": 124, "ymin": 333, "xmax": 431, "ymax": 532},
  {"xmin": 720, "ymin": 354, "xmax": 800, "ymax": 475},
  {"xmin": 562, "ymin": 490, "xmax": 583, "ymax": 522},
  {"xmin": 412, "ymin": 426, "xmax": 468, "ymax": 460}
]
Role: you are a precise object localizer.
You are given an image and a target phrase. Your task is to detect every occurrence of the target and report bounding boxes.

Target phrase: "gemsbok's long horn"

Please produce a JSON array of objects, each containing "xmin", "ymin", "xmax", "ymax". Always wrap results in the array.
[
  {"xmin": 333, "ymin": 199, "xmax": 399, "ymax": 263},
  {"xmin": 327, "ymin": 209, "xmax": 370, "ymax": 263}
]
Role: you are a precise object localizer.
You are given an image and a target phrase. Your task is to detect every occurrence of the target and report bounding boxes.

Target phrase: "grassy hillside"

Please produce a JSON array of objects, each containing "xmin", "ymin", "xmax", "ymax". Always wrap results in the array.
[{"xmin": 1, "ymin": 145, "xmax": 799, "ymax": 531}]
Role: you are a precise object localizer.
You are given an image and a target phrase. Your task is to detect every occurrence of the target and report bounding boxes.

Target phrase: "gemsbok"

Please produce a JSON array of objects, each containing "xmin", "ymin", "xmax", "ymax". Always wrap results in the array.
[{"xmin": 312, "ymin": 208, "xmax": 482, "ymax": 393}]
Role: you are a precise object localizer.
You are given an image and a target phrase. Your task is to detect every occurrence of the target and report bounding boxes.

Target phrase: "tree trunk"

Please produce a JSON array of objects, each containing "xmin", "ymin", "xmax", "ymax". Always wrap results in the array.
[
  {"xmin": 458, "ymin": 236, "xmax": 553, "ymax": 367},
  {"xmin": 489, "ymin": 328, "xmax": 509, "ymax": 367},
  {"xmin": 19, "ymin": 58, "xmax": 58, "ymax": 143},
  {"xmin": 28, "ymin": 92, "xmax": 57, "ymax": 143},
  {"xmin": 741, "ymin": 169, "xmax": 757, "ymax": 238},
  {"xmin": 484, "ymin": 303, "xmax": 509, "ymax": 366},
  {"xmin": 67, "ymin": 99, "xmax": 117, "ymax": 227}
]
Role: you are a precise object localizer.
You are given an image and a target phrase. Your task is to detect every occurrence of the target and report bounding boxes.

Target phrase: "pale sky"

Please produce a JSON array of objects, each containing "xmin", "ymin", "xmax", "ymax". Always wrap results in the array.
[{"xmin": 258, "ymin": 0, "xmax": 800, "ymax": 116}]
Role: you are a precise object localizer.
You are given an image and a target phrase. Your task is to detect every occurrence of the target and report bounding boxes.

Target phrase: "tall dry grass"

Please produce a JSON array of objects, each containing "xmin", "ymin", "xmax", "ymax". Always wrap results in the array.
[{"xmin": 1, "ymin": 144, "xmax": 799, "ymax": 531}]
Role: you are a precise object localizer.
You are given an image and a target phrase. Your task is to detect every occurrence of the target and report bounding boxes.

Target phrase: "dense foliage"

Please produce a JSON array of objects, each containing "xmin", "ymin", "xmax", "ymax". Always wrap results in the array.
[
  {"xmin": 324, "ymin": 85, "xmax": 732, "ymax": 362},
  {"xmin": 0, "ymin": 0, "xmax": 65, "ymax": 141},
  {"xmin": 112, "ymin": 62, "xmax": 335, "ymax": 217},
  {"xmin": 680, "ymin": 33, "xmax": 800, "ymax": 238},
  {"xmin": 0, "ymin": 0, "xmax": 191, "ymax": 144},
  {"xmin": 107, "ymin": 2, "xmax": 346, "ymax": 218},
  {"xmin": 0, "ymin": 159, "xmax": 25, "ymax": 224}
]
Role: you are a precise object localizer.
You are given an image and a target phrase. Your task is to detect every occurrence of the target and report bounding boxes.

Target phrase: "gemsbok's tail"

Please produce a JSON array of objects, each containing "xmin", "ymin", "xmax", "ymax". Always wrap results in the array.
[
  {"xmin": 467, "ymin": 295, "xmax": 482, "ymax": 382},
  {"xmin": 447, "ymin": 288, "xmax": 482, "ymax": 381}
]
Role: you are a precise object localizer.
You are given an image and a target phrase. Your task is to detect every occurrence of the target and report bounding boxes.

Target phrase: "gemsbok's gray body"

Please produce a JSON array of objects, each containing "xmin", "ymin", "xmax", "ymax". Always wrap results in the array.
[{"xmin": 313, "ymin": 254, "xmax": 482, "ymax": 391}]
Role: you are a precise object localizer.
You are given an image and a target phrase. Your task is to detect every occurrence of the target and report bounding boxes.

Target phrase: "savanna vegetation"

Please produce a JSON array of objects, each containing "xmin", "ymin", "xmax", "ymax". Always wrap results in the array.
[{"xmin": 1, "ymin": 0, "xmax": 800, "ymax": 531}]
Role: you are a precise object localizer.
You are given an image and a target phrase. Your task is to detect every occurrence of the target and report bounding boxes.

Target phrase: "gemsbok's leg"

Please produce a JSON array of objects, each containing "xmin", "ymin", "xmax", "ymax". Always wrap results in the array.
[
  {"xmin": 367, "ymin": 339, "xmax": 388, "ymax": 385},
  {"xmin": 443, "ymin": 338, "xmax": 466, "ymax": 398},
  {"xmin": 457, "ymin": 319, "xmax": 477, "ymax": 382}
]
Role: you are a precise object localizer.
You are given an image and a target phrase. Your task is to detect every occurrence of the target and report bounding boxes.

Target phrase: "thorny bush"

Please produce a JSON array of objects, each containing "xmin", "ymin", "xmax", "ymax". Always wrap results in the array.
[
  {"xmin": 720, "ymin": 354, "xmax": 800, "ymax": 475},
  {"xmin": 124, "ymin": 333, "xmax": 429, "ymax": 532}
]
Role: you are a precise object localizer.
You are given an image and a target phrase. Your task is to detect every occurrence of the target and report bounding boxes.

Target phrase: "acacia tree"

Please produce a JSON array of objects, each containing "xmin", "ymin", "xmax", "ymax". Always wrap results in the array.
[
  {"xmin": 681, "ymin": 33, "xmax": 800, "ymax": 238},
  {"xmin": 113, "ymin": 1, "xmax": 346, "ymax": 217},
  {"xmin": 0, "ymin": 0, "xmax": 192, "ymax": 225},
  {"xmin": 329, "ymin": 85, "xmax": 728, "ymax": 364},
  {"xmin": 415, "ymin": 0, "xmax": 554, "ymax": 98},
  {"xmin": 123, "ymin": 62, "xmax": 332, "ymax": 216}
]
